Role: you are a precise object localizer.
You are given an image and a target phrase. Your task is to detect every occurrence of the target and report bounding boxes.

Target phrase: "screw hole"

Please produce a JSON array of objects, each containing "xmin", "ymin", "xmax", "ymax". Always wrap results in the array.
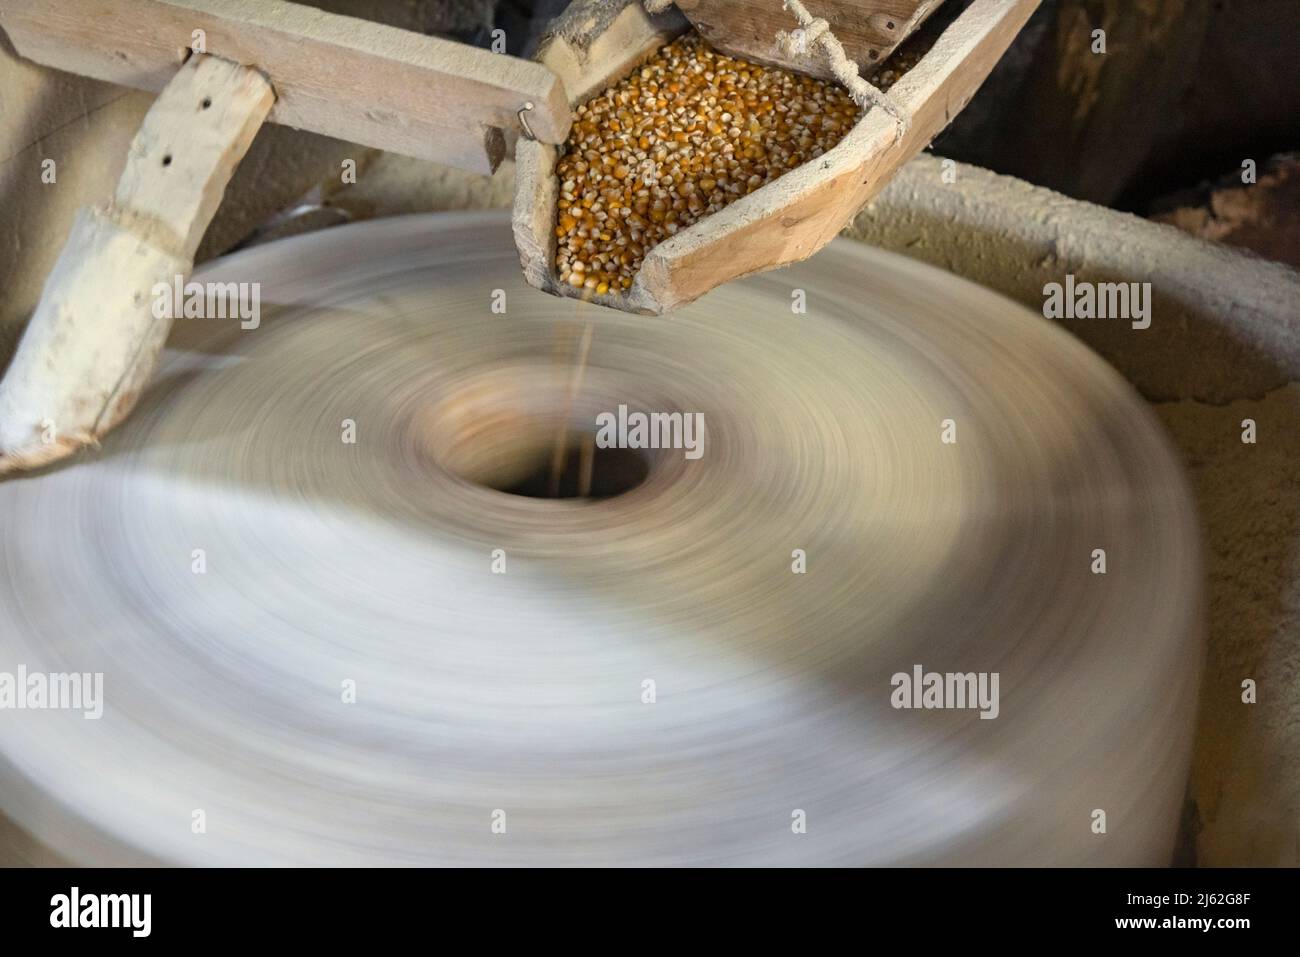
[
  {"xmin": 201, "ymin": 96, "xmax": 212, "ymax": 109},
  {"xmin": 161, "ymin": 154, "xmax": 173, "ymax": 167},
  {"xmin": 886, "ymin": 20, "xmax": 896, "ymax": 30},
  {"xmin": 868, "ymin": 49, "xmax": 879, "ymax": 60}
]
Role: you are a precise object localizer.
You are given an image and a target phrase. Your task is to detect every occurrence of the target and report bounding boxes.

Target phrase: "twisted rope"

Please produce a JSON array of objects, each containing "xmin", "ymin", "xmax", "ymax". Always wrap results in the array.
[{"xmin": 775, "ymin": 0, "xmax": 910, "ymax": 138}]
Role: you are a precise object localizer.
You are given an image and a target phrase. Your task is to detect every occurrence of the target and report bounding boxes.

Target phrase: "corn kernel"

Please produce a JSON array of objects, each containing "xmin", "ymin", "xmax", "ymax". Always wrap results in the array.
[{"xmin": 553, "ymin": 33, "xmax": 863, "ymax": 296}]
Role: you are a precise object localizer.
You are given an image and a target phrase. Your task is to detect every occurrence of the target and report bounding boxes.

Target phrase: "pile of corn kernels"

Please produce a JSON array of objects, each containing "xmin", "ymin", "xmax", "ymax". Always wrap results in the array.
[{"xmin": 553, "ymin": 33, "xmax": 862, "ymax": 296}]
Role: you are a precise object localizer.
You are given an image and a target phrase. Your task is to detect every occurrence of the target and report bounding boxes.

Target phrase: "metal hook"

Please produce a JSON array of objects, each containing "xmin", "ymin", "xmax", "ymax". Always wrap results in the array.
[{"xmin": 517, "ymin": 101, "xmax": 537, "ymax": 141}]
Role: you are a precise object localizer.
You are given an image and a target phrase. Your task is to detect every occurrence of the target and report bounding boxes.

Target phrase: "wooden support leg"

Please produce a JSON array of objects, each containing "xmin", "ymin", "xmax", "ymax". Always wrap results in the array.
[{"xmin": 0, "ymin": 53, "xmax": 273, "ymax": 473}]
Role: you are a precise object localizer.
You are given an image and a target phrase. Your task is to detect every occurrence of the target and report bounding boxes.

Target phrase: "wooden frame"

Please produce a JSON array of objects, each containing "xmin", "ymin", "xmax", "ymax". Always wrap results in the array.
[
  {"xmin": 0, "ymin": 0, "xmax": 571, "ymax": 174},
  {"xmin": 514, "ymin": 0, "xmax": 1039, "ymax": 314}
]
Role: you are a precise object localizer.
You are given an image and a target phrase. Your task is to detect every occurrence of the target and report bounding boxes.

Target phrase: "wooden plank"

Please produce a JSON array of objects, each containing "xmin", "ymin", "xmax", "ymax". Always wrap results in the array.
[
  {"xmin": 0, "ymin": 0, "xmax": 564, "ymax": 173},
  {"xmin": 676, "ymin": 0, "xmax": 944, "ymax": 81},
  {"xmin": 0, "ymin": 55, "xmax": 273, "ymax": 472}
]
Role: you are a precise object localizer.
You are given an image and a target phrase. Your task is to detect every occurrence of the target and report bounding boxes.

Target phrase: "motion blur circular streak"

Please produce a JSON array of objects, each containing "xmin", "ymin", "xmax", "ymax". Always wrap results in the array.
[{"xmin": 0, "ymin": 211, "xmax": 1201, "ymax": 865}]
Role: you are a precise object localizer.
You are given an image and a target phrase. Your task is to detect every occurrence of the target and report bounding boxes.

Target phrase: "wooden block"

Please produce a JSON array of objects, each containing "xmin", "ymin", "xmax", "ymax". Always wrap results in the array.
[
  {"xmin": 675, "ymin": 0, "xmax": 944, "ymax": 80},
  {"xmin": 0, "ymin": 0, "xmax": 565, "ymax": 173},
  {"xmin": 115, "ymin": 51, "xmax": 275, "ymax": 260}
]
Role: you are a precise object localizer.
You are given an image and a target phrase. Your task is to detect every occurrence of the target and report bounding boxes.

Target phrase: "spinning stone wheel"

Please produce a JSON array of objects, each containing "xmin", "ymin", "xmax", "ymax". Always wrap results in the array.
[{"xmin": 0, "ymin": 211, "xmax": 1201, "ymax": 865}]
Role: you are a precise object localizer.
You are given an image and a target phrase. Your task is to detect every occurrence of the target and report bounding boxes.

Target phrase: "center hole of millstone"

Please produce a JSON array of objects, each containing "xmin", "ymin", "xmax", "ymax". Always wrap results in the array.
[
  {"xmin": 420, "ymin": 370, "xmax": 656, "ymax": 502},
  {"xmin": 493, "ymin": 436, "xmax": 649, "ymax": 500}
]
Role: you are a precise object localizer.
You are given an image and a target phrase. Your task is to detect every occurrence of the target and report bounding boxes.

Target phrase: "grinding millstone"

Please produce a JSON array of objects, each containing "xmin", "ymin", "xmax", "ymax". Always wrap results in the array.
[{"xmin": 0, "ymin": 211, "xmax": 1201, "ymax": 865}]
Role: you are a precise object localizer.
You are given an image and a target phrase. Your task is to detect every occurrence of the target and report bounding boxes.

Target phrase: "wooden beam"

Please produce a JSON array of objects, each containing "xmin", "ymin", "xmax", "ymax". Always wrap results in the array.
[
  {"xmin": 0, "ymin": 0, "xmax": 568, "ymax": 173},
  {"xmin": 116, "ymin": 52, "xmax": 276, "ymax": 261},
  {"xmin": 0, "ymin": 54, "xmax": 273, "ymax": 472}
]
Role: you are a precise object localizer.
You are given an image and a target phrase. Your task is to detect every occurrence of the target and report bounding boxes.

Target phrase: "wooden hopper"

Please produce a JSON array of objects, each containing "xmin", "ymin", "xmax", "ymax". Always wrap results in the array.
[{"xmin": 514, "ymin": 0, "xmax": 1039, "ymax": 314}]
